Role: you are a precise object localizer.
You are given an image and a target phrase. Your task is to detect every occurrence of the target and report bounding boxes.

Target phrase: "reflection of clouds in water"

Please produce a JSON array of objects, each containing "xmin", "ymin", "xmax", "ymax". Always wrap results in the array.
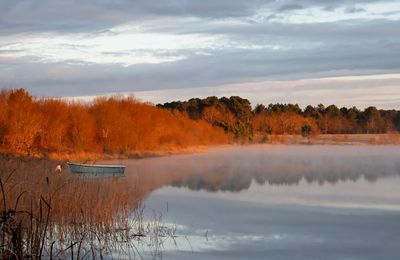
[
  {"xmin": 144, "ymin": 190, "xmax": 400, "ymax": 259},
  {"xmin": 160, "ymin": 229, "xmax": 292, "ymax": 253}
]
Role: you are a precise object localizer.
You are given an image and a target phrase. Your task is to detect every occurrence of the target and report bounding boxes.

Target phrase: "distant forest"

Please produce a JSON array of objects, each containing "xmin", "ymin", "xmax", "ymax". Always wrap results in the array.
[
  {"xmin": 158, "ymin": 96, "xmax": 400, "ymax": 141},
  {"xmin": 0, "ymin": 89, "xmax": 399, "ymax": 156}
]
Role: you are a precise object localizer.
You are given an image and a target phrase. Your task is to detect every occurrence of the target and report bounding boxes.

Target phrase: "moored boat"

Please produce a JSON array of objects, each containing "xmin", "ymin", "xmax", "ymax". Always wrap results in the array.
[{"xmin": 67, "ymin": 162, "xmax": 126, "ymax": 178}]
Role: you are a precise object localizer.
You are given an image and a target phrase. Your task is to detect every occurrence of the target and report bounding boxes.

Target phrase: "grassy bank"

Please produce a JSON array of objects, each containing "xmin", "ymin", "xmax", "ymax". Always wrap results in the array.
[
  {"xmin": 254, "ymin": 133, "xmax": 400, "ymax": 145},
  {"xmin": 45, "ymin": 145, "xmax": 211, "ymax": 161}
]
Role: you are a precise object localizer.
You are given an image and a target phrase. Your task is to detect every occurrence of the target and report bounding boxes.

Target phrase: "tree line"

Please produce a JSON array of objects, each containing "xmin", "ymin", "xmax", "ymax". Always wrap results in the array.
[
  {"xmin": 158, "ymin": 96, "xmax": 400, "ymax": 141},
  {"xmin": 1, "ymin": 89, "xmax": 399, "ymax": 156},
  {"xmin": 0, "ymin": 89, "xmax": 228, "ymax": 156}
]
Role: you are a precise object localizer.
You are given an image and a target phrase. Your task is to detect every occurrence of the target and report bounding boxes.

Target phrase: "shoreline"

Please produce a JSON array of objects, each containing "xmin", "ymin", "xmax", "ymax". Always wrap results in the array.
[
  {"xmin": 253, "ymin": 133, "xmax": 400, "ymax": 146},
  {"xmin": 1, "ymin": 133, "xmax": 399, "ymax": 162}
]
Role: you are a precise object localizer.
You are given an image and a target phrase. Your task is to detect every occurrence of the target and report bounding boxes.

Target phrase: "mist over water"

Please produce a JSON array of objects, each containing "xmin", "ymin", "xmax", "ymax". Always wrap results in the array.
[
  {"xmin": 122, "ymin": 145, "xmax": 400, "ymax": 259},
  {"xmin": 172, "ymin": 145, "xmax": 400, "ymax": 189}
]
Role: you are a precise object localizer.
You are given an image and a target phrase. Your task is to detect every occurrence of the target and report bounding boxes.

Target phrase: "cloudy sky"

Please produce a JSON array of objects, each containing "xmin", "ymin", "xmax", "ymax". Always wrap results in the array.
[{"xmin": 1, "ymin": 0, "xmax": 400, "ymax": 108}]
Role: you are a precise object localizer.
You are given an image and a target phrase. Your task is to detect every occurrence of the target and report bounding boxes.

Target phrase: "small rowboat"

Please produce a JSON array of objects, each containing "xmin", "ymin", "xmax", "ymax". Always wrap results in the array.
[{"xmin": 67, "ymin": 162, "xmax": 126, "ymax": 179}]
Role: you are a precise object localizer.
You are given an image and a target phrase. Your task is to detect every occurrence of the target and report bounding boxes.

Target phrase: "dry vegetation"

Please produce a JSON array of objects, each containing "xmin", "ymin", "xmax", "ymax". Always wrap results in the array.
[
  {"xmin": 251, "ymin": 133, "xmax": 400, "ymax": 145},
  {"xmin": 0, "ymin": 155, "xmax": 175, "ymax": 259},
  {"xmin": 0, "ymin": 89, "xmax": 229, "ymax": 159}
]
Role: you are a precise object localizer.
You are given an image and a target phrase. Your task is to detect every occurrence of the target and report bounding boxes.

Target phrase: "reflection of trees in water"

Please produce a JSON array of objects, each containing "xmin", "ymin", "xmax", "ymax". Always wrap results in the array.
[
  {"xmin": 169, "ymin": 154, "xmax": 400, "ymax": 192},
  {"xmin": 171, "ymin": 170, "xmax": 253, "ymax": 192}
]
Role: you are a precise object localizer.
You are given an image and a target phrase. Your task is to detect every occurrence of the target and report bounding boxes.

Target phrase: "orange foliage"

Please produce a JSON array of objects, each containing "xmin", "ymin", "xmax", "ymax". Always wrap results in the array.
[
  {"xmin": 202, "ymin": 106, "xmax": 236, "ymax": 127},
  {"xmin": 0, "ymin": 89, "xmax": 229, "ymax": 156},
  {"xmin": 253, "ymin": 113, "xmax": 319, "ymax": 135}
]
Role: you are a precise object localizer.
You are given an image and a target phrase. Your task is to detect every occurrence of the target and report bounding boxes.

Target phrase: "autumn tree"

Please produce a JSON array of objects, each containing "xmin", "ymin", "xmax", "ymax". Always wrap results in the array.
[{"xmin": 5, "ymin": 89, "xmax": 42, "ymax": 154}]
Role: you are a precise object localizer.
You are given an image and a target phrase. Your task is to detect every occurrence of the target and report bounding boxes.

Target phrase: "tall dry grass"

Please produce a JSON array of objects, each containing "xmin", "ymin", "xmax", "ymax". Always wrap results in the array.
[{"xmin": 0, "ymin": 155, "xmax": 174, "ymax": 259}]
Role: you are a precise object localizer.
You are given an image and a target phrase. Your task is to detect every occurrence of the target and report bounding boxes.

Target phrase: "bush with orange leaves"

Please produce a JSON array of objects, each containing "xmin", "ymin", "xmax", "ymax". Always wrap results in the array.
[
  {"xmin": 253, "ymin": 113, "xmax": 319, "ymax": 136},
  {"xmin": 0, "ymin": 89, "xmax": 229, "ymax": 157}
]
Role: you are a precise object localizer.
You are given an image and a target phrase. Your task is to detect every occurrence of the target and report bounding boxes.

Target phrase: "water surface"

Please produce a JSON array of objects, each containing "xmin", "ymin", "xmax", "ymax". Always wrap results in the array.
[{"xmin": 122, "ymin": 146, "xmax": 400, "ymax": 259}]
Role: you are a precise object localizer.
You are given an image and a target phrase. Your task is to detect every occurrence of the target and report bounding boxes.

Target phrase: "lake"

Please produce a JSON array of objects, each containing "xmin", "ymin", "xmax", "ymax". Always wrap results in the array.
[{"xmin": 120, "ymin": 145, "xmax": 400, "ymax": 259}]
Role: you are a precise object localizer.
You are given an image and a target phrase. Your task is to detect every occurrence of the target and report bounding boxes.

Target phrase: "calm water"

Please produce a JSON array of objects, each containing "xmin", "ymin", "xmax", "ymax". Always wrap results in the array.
[{"xmin": 121, "ymin": 145, "xmax": 400, "ymax": 259}]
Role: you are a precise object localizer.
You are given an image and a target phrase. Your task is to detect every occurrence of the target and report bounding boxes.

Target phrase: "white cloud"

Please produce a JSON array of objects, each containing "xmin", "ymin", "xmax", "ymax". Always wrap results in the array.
[{"xmin": 0, "ymin": 30, "xmax": 220, "ymax": 65}]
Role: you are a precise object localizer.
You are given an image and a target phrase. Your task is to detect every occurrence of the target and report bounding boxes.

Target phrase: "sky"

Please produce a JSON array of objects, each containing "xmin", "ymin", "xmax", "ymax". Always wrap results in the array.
[{"xmin": 1, "ymin": 0, "xmax": 400, "ymax": 108}]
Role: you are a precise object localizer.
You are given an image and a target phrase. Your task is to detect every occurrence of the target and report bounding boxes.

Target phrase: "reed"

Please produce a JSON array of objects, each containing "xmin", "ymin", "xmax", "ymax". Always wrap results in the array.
[{"xmin": 0, "ymin": 155, "xmax": 175, "ymax": 259}]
